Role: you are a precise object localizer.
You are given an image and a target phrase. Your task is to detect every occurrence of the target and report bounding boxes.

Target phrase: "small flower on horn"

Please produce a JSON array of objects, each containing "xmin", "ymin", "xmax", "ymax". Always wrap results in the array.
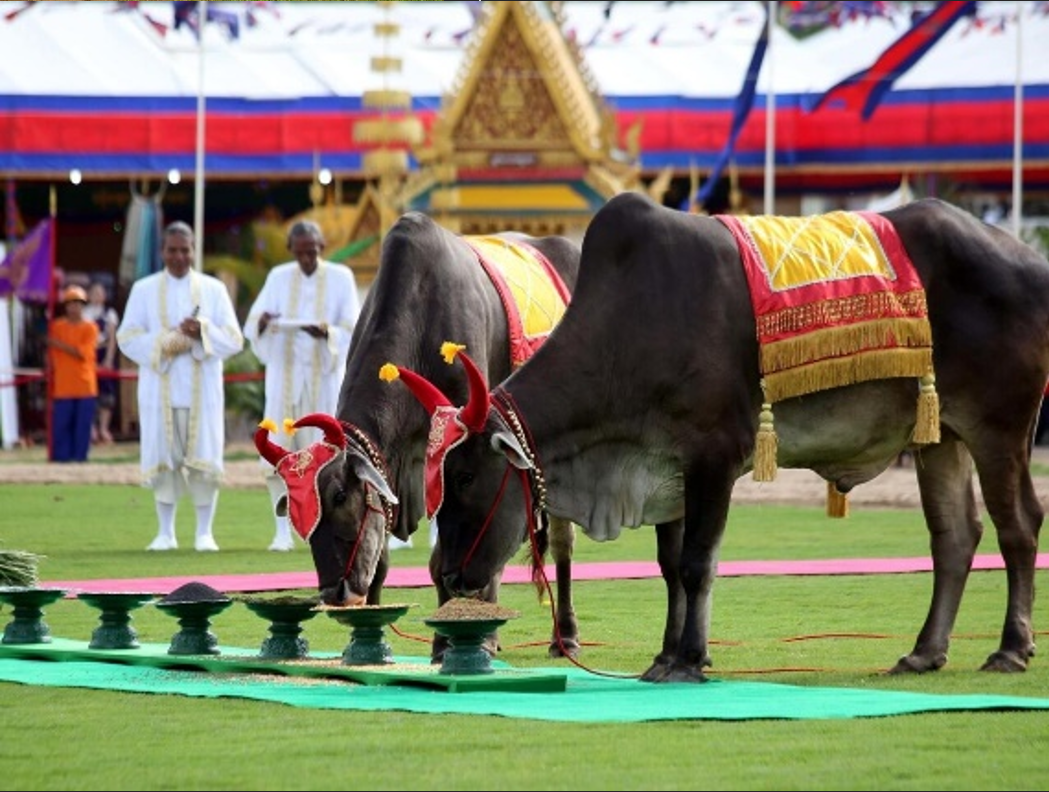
[{"xmin": 440, "ymin": 341, "xmax": 466, "ymax": 364}]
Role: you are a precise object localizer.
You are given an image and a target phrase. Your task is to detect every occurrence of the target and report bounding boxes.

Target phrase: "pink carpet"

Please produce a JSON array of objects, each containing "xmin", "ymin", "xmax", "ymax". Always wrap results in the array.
[{"xmin": 44, "ymin": 553, "xmax": 1049, "ymax": 596}]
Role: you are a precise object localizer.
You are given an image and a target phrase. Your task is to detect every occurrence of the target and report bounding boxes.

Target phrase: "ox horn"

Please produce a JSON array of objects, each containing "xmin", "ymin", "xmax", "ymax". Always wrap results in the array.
[
  {"xmin": 254, "ymin": 418, "xmax": 290, "ymax": 466},
  {"xmin": 379, "ymin": 362, "xmax": 453, "ymax": 415},
  {"xmin": 292, "ymin": 413, "xmax": 348, "ymax": 449},
  {"xmin": 442, "ymin": 342, "xmax": 489, "ymax": 434}
]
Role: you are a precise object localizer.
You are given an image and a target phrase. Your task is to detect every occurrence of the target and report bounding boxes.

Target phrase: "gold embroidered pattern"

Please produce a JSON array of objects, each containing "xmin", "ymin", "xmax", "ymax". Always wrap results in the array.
[
  {"xmin": 289, "ymin": 449, "xmax": 314, "ymax": 478},
  {"xmin": 428, "ymin": 412, "xmax": 451, "ymax": 458}
]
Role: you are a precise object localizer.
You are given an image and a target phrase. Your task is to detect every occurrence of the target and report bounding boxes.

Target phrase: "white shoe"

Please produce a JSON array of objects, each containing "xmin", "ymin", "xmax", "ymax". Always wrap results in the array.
[
  {"xmin": 268, "ymin": 539, "xmax": 294, "ymax": 552},
  {"xmin": 146, "ymin": 535, "xmax": 177, "ymax": 551},
  {"xmin": 195, "ymin": 535, "xmax": 220, "ymax": 552},
  {"xmin": 388, "ymin": 535, "xmax": 413, "ymax": 550}
]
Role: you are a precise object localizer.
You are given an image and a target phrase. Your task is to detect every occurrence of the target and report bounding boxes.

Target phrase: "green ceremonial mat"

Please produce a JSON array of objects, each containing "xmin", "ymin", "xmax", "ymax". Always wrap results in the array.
[
  {"xmin": 0, "ymin": 638, "xmax": 566, "ymax": 693},
  {"xmin": 3, "ymin": 641, "xmax": 1049, "ymax": 721}
]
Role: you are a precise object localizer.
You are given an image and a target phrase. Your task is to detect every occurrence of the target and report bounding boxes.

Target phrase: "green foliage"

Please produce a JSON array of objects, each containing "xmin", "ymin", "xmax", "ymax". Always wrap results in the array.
[
  {"xmin": 223, "ymin": 349, "xmax": 265, "ymax": 428},
  {"xmin": 202, "ymin": 219, "xmax": 289, "ymax": 320}
]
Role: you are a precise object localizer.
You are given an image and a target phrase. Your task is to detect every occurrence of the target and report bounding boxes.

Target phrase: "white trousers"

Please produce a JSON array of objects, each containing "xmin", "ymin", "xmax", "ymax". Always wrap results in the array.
[{"xmin": 153, "ymin": 408, "xmax": 220, "ymax": 507}]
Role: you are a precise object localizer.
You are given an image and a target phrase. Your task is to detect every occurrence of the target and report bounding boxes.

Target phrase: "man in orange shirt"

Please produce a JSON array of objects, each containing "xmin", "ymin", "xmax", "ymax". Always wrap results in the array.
[{"xmin": 46, "ymin": 285, "xmax": 99, "ymax": 462}]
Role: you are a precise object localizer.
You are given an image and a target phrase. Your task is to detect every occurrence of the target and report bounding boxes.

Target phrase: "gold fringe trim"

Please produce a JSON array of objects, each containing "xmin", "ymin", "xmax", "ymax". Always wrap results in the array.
[
  {"xmin": 826, "ymin": 481, "xmax": 850, "ymax": 518},
  {"xmin": 755, "ymin": 291, "xmax": 929, "ymax": 340},
  {"xmin": 763, "ymin": 348, "xmax": 933, "ymax": 404},
  {"xmin": 753, "ymin": 395, "xmax": 778, "ymax": 482},
  {"xmin": 759, "ymin": 318, "xmax": 933, "ymax": 376},
  {"xmin": 913, "ymin": 371, "xmax": 940, "ymax": 444}
]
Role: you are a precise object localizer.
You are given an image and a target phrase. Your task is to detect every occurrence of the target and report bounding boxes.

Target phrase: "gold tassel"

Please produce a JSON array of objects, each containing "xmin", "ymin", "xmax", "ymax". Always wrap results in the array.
[
  {"xmin": 753, "ymin": 392, "xmax": 778, "ymax": 482},
  {"xmin": 912, "ymin": 371, "xmax": 941, "ymax": 444},
  {"xmin": 826, "ymin": 481, "xmax": 850, "ymax": 518}
]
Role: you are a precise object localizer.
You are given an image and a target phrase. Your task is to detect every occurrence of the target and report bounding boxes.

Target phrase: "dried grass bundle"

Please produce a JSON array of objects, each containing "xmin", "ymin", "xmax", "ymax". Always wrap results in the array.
[{"xmin": 0, "ymin": 549, "xmax": 43, "ymax": 588}]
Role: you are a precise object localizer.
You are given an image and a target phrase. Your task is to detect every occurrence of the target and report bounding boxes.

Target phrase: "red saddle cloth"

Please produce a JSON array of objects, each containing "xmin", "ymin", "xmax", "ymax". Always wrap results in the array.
[{"xmin": 716, "ymin": 210, "xmax": 939, "ymax": 482}]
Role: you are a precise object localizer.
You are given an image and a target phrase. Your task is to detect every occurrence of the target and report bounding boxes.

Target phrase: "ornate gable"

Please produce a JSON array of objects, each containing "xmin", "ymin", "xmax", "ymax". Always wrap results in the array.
[
  {"xmin": 406, "ymin": 1, "xmax": 641, "ymax": 238},
  {"xmin": 421, "ymin": 1, "xmax": 611, "ymax": 172}
]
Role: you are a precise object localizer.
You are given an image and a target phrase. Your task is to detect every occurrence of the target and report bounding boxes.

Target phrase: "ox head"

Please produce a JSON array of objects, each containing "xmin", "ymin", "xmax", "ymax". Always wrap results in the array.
[
  {"xmin": 254, "ymin": 415, "xmax": 397, "ymax": 607},
  {"xmin": 381, "ymin": 343, "xmax": 540, "ymax": 598}
]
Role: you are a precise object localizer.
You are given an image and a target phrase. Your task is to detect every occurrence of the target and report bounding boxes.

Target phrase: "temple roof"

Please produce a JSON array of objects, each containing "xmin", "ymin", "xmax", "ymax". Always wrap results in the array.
[{"xmin": 408, "ymin": 1, "xmax": 639, "ymax": 232}]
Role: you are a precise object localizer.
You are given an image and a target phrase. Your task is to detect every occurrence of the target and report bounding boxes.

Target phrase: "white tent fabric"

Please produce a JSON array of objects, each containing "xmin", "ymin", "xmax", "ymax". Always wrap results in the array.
[{"xmin": 0, "ymin": 1, "xmax": 1043, "ymax": 102}]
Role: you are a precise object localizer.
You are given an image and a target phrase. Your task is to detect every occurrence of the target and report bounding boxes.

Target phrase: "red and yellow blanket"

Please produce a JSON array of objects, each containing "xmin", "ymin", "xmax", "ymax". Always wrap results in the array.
[
  {"xmin": 465, "ymin": 236, "xmax": 572, "ymax": 369},
  {"xmin": 717, "ymin": 211, "xmax": 939, "ymax": 482}
]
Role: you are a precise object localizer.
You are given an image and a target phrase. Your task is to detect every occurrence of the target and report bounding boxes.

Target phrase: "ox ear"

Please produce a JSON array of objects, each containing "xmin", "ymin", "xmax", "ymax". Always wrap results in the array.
[
  {"xmin": 345, "ymin": 447, "xmax": 398, "ymax": 504},
  {"xmin": 489, "ymin": 413, "xmax": 532, "ymax": 471}
]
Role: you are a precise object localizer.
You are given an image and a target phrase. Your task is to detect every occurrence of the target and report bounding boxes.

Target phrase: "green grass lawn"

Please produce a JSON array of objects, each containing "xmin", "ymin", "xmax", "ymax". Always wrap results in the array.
[{"xmin": 1, "ymin": 483, "xmax": 1048, "ymax": 791}]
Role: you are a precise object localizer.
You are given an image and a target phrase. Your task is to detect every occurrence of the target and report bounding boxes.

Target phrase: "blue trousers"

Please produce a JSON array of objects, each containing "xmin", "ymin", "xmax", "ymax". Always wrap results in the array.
[{"xmin": 52, "ymin": 397, "xmax": 97, "ymax": 462}]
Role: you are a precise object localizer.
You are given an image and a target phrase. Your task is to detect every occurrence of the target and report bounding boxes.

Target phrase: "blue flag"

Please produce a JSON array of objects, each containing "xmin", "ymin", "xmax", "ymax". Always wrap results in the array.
[{"xmin": 683, "ymin": 4, "xmax": 770, "ymax": 211}]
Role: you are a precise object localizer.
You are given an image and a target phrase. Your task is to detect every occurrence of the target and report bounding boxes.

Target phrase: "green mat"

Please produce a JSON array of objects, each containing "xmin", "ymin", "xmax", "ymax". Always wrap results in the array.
[
  {"xmin": 3, "ymin": 643, "xmax": 1049, "ymax": 721},
  {"xmin": 0, "ymin": 639, "xmax": 566, "ymax": 693}
]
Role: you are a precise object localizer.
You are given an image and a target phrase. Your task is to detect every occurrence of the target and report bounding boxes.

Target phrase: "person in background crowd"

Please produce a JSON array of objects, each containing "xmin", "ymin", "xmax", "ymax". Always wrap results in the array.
[
  {"xmin": 243, "ymin": 219, "xmax": 362, "ymax": 551},
  {"xmin": 83, "ymin": 281, "xmax": 120, "ymax": 445},
  {"xmin": 117, "ymin": 221, "xmax": 244, "ymax": 552},
  {"xmin": 45, "ymin": 285, "xmax": 98, "ymax": 463}
]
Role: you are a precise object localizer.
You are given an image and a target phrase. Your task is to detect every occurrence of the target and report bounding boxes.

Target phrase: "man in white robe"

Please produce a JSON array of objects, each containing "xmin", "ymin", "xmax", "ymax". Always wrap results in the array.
[
  {"xmin": 117, "ymin": 221, "xmax": 244, "ymax": 552},
  {"xmin": 243, "ymin": 220, "xmax": 360, "ymax": 551}
]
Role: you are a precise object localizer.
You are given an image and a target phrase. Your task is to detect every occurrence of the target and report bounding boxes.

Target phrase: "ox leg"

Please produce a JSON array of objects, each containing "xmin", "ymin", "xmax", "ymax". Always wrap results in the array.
[
  {"xmin": 427, "ymin": 540, "xmax": 503, "ymax": 662},
  {"xmin": 639, "ymin": 519, "xmax": 686, "ymax": 682},
  {"xmin": 642, "ymin": 465, "xmax": 734, "ymax": 683},
  {"xmin": 892, "ymin": 435, "xmax": 984, "ymax": 673},
  {"xmin": 971, "ymin": 438, "xmax": 1042, "ymax": 672},
  {"xmin": 547, "ymin": 517, "xmax": 581, "ymax": 658}
]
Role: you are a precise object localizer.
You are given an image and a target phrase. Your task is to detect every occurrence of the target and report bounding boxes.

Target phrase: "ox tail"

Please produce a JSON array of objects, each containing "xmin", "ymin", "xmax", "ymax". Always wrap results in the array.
[{"xmin": 528, "ymin": 512, "xmax": 550, "ymax": 600}]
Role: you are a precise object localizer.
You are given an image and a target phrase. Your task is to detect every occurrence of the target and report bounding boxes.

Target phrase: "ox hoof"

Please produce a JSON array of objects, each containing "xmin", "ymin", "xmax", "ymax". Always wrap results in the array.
[
  {"xmin": 980, "ymin": 651, "xmax": 1028, "ymax": 673},
  {"xmin": 887, "ymin": 652, "xmax": 947, "ymax": 675},
  {"xmin": 548, "ymin": 638, "xmax": 580, "ymax": 659},
  {"xmin": 640, "ymin": 661, "xmax": 708, "ymax": 684}
]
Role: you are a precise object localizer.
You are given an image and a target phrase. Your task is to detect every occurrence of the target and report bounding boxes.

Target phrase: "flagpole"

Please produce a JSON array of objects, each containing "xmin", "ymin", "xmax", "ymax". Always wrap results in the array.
[
  {"xmin": 193, "ymin": 0, "xmax": 207, "ymax": 270},
  {"xmin": 1012, "ymin": 1, "xmax": 1023, "ymax": 237},
  {"xmin": 46, "ymin": 185, "xmax": 56, "ymax": 461},
  {"xmin": 764, "ymin": 0, "xmax": 776, "ymax": 215}
]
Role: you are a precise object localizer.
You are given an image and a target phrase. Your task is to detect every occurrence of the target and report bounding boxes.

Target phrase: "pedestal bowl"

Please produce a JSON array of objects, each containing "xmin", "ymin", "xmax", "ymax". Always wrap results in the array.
[
  {"xmin": 77, "ymin": 591, "xmax": 157, "ymax": 650},
  {"xmin": 240, "ymin": 595, "xmax": 321, "ymax": 660},
  {"xmin": 318, "ymin": 603, "xmax": 416, "ymax": 666},
  {"xmin": 424, "ymin": 599, "xmax": 520, "ymax": 675},
  {"xmin": 155, "ymin": 582, "xmax": 233, "ymax": 656},
  {"xmin": 0, "ymin": 586, "xmax": 68, "ymax": 644}
]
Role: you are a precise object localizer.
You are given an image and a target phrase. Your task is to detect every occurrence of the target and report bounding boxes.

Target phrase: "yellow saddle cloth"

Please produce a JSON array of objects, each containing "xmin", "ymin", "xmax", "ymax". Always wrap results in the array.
[
  {"xmin": 717, "ymin": 210, "xmax": 939, "ymax": 482},
  {"xmin": 465, "ymin": 236, "xmax": 571, "ymax": 368}
]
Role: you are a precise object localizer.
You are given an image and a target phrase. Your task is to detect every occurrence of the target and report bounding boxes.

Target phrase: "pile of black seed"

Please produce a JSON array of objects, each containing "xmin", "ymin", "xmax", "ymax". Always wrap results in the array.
[{"xmin": 159, "ymin": 581, "xmax": 230, "ymax": 605}]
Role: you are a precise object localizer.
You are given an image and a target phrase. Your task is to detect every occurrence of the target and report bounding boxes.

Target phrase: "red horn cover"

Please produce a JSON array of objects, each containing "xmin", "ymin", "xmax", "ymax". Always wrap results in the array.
[
  {"xmin": 390, "ymin": 366, "xmax": 453, "ymax": 416},
  {"xmin": 254, "ymin": 425, "xmax": 289, "ymax": 467},
  {"xmin": 455, "ymin": 348, "xmax": 490, "ymax": 434},
  {"xmin": 293, "ymin": 413, "xmax": 347, "ymax": 449}
]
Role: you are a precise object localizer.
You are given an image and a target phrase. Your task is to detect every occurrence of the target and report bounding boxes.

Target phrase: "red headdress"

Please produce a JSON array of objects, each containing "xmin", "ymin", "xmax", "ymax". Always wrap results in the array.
[
  {"xmin": 252, "ymin": 414, "xmax": 347, "ymax": 541},
  {"xmin": 379, "ymin": 342, "xmax": 490, "ymax": 518}
]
